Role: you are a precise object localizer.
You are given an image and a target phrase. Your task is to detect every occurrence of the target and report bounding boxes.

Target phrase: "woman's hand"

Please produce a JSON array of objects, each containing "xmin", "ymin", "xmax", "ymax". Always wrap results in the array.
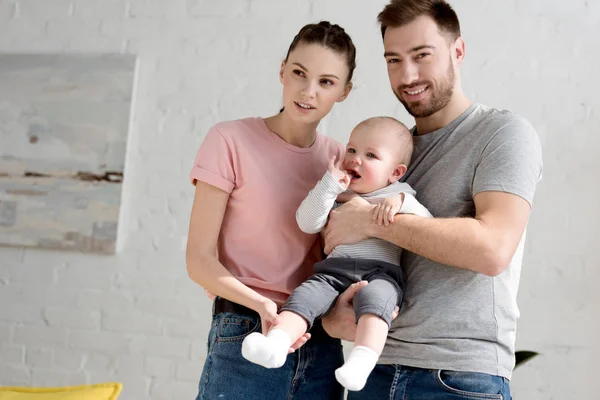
[{"xmin": 253, "ymin": 297, "xmax": 280, "ymax": 335}]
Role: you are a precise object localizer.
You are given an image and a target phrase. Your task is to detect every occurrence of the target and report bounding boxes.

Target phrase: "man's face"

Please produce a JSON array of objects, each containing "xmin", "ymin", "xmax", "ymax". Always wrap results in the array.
[{"xmin": 383, "ymin": 16, "xmax": 458, "ymax": 118}]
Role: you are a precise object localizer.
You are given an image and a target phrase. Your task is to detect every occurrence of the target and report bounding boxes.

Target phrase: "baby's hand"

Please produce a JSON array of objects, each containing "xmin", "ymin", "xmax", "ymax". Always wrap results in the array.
[
  {"xmin": 328, "ymin": 155, "xmax": 351, "ymax": 190},
  {"xmin": 373, "ymin": 193, "xmax": 405, "ymax": 226},
  {"xmin": 254, "ymin": 297, "xmax": 280, "ymax": 334}
]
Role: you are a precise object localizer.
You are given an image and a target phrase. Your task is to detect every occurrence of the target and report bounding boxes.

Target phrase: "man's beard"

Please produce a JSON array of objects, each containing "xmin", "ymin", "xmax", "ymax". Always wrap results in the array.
[{"xmin": 395, "ymin": 61, "xmax": 455, "ymax": 118}]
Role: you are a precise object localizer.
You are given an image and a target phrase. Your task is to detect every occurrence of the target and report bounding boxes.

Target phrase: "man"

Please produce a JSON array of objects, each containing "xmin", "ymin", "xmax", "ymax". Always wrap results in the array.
[{"xmin": 321, "ymin": 0, "xmax": 543, "ymax": 398}]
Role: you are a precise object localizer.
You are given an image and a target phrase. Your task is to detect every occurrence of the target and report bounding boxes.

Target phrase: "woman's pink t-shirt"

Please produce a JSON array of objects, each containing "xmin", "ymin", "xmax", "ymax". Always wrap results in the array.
[{"xmin": 190, "ymin": 117, "xmax": 344, "ymax": 304}]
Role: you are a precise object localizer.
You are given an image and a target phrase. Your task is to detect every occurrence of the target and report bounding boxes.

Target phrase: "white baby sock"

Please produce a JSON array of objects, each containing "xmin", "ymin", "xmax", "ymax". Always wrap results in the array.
[
  {"xmin": 335, "ymin": 345, "xmax": 379, "ymax": 391},
  {"xmin": 241, "ymin": 329, "xmax": 291, "ymax": 369}
]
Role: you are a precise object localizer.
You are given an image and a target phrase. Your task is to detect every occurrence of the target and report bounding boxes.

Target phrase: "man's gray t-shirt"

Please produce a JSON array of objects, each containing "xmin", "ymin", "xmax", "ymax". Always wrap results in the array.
[{"xmin": 379, "ymin": 104, "xmax": 543, "ymax": 379}]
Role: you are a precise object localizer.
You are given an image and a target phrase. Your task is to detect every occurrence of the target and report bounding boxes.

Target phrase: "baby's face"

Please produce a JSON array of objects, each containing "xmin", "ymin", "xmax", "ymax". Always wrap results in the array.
[{"xmin": 342, "ymin": 122, "xmax": 407, "ymax": 194}]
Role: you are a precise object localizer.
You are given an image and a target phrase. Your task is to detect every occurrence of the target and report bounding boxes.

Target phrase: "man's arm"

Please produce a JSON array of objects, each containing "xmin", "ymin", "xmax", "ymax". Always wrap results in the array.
[{"xmin": 324, "ymin": 191, "xmax": 531, "ymax": 276}]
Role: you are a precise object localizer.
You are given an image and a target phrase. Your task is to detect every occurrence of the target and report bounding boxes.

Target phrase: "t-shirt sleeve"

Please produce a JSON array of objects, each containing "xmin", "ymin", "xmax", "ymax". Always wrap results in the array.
[
  {"xmin": 472, "ymin": 116, "xmax": 543, "ymax": 205},
  {"xmin": 189, "ymin": 126, "xmax": 236, "ymax": 193}
]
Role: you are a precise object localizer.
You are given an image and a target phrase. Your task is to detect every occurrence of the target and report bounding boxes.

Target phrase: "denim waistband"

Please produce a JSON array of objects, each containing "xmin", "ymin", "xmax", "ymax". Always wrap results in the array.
[{"xmin": 212, "ymin": 297, "xmax": 332, "ymax": 339}]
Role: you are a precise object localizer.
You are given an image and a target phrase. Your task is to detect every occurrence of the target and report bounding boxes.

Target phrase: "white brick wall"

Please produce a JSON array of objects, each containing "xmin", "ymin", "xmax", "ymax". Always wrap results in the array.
[{"xmin": 0, "ymin": 1, "xmax": 598, "ymax": 399}]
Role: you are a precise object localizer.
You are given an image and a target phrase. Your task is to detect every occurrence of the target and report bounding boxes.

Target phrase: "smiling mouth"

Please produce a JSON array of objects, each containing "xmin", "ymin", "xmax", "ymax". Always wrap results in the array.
[
  {"xmin": 404, "ymin": 86, "xmax": 428, "ymax": 96},
  {"xmin": 294, "ymin": 101, "xmax": 316, "ymax": 110}
]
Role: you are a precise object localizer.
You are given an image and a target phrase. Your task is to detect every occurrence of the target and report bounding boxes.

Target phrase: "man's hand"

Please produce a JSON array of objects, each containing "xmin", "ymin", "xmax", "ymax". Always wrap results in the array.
[
  {"xmin": 323, "ymin": 196, "xmax": 373, "ymax": 254},
  {"xmin": 322, "ymin": 281, "xmax": 399, "ymax": 341},
  {"xmin": 373, "ymin": 193, "xmax": 405, "ymax": 227}
]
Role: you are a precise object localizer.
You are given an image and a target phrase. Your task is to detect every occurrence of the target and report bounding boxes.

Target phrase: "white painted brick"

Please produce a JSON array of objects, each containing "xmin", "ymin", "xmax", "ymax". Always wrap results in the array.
[
  {"xmin": 4, "ymin": 262, "xmax": 56, "ymax": 284},
  {"xmin": 67, "ymin": 37, "xmax": 126, "ymax": 52},
  {"xmin": 81, "ymin": 352, "xmax": 111, "ymax": 372},
  {"xmin": 75, "ymin": 290, "xmax": 135, "ymax": 312},
  {"xmin": 12, "ymin": 326, "xmax": 68, "ymax": 347},
  {"xmin": 103, "ymin": 311, "xmax": 161, "ymax": 334},
  {"xmin": 162, "ymin": 317, "xmax": 205, "ymax": 338},
  {"xmin": 18, "ymin": 0, "xmax": 73, "ymax": 18},
  {"xmin": 129, "ymin": 0, "xmax": 187, "ymax": 18},
  {"xmin": 0, "ymin": 322, "xmax": 13, "ymax": 342},
  {"xmin": 0, "ymin": 345, "xmax": 24, "ymax": 364},
  {"xmin": 0, "ymin": 304, "xmax": 41, "ymax": 324},
  {"xmin": 0, "ymin": 284, "xmax": 23, "ymax": 307},
  {"xmin": 100, "ymin": 18, "xmax": 168, "ymax": 39},
  {"xmin": 56, "ymin": 265, "xmax": 114, "ymax": 290},
  {"xmin": 53, "ymin": 348, "xmax": 84, "ymax": 371},
  {"xmin": 145, "ymin": 356, "xmax": 175, "ymax": 378},
  {"xmin": 115, "ymin": 354, "xmax": 144, "ymax": 375},
  {"xmin": 1, "ymin": 37, "xmax": 67, "ymax": 52},
  {"xmin": 189, "ymin": 339, "xmax": 206, "ymax": 361},
  {"xmin": 73, "ymin": 0, "xmax": 126, "ymax": 18},
  {"xmin": 175, "ymin": 360, "xmax": 201, "ymax": 382},
  {"xmin": 25, "ymin": 347, "xmax": 53, "ymax": 369},
  {"xmin": 69, "ymin": 331, "xmax": 131, "ymax": 353},
  {"xmin": 187, "ymin": 0, "xmax": 250, "ymax": 18},
  {"xmin": 31, "ymin": 369, "xmax": 87, "ymax": 387},
  {"xmin": 0, "ymin": 365, "xmax": 30, "ymax": 386},
  {"xmin": 88, "ymin": 371, "xmax": 150, "ymax": 397},
  {"xmin": 249, "ymin": 0, "xmax": 311, "ymax": 18},
  {"xmin": 0, "ymin": 18, "xmax": 46, "ymax": 37},
  {"xmin": 134, "ymin": 294, "xmax": 189, "ymax": 318},
  {"xmin": 46, "ymin": 18, "xmax": 101, "ymax": 38},
  {"xmin": 131, "ymin": 335, "xmax": 189, "ymax": 358},
  {"xmin": 43, "ymin": 308, "xmax": 100, "ymax": 330},
  {"xmin": 0, "ymin": 1, "xmax": 16, "ymax": 19},
  {"xmin": 18, "ymin": 285, "xmax": 77, "ymax": 308},
  {"xmin": 150, "ymin": 379, "xmax": 197, "ymax": 400}
]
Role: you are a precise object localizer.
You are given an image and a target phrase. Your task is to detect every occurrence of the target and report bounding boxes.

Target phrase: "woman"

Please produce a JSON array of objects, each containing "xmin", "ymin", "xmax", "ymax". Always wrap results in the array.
[{"xmin": 187, "ymin": 21, "xmax": 357, "ymax": 400}]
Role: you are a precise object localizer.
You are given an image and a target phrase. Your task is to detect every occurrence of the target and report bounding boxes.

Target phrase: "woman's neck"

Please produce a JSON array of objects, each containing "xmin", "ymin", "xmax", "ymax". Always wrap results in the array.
[{"xmin": 263, "ymin": 112, "xmax": 318, "ymax": 148}]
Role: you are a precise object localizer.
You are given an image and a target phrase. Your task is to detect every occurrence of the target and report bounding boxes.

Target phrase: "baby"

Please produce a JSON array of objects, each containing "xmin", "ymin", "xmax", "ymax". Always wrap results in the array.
[{"xmin": 242, "ymin": 116, "xmax": 432, "ymax": 391}]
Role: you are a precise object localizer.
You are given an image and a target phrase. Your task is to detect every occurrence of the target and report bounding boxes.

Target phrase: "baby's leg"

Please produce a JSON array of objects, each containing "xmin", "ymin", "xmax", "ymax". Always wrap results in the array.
[
  {"xmin": 335, "ymin": 278, "xmax": 400, "ymax": 391},
  {"xmin": 335, "ymin": 314, "xmax": 388, "ymax": 391},
  {"xmin": 243, "ymin": 271, "xmax": 345, "ymax": 369},
  {"xmin": 242, "ymin": 311, "xmax": 308, "ymax": 369}
]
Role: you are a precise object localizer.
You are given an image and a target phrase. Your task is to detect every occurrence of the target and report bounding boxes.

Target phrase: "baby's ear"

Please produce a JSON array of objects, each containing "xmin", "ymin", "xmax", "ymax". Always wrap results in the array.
[{"xmin": 389, "ymin": 164, "xmax": 407, "ymax": 183}]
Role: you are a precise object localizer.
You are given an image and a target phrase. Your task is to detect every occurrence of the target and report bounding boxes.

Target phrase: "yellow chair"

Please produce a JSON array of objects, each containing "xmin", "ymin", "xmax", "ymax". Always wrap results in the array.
[{"xmin": 0, "ymin": 383, "xmax": 122, "ymax": 400}]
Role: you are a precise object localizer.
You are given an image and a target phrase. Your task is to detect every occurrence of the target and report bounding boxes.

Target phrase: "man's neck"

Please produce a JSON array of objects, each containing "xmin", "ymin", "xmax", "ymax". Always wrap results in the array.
[{"xmin": 414, "ymin": 92, "xmax": 472, "ymax": 136}]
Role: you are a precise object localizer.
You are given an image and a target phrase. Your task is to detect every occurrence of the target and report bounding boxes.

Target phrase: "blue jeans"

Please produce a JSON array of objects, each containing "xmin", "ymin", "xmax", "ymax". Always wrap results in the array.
[
  {"xmin": 195, "ymin": 310, "xmax": 344, "ymax": 400},
  {"xmin": 348, "ymin": 365, "xmax": 511, "ymax": 400}
]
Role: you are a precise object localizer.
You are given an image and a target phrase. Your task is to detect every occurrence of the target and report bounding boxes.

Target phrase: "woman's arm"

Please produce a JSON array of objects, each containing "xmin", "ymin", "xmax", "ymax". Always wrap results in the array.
[{"xmin": 186, "ymin": 181, "xmax": 276, "ymax": 321}]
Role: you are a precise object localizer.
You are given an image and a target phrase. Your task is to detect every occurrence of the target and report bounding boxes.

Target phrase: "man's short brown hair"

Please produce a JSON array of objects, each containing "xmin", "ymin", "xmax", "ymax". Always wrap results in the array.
[{"xmin": 378, "ymin": 0, "xmax": 461, "ymax": 42}]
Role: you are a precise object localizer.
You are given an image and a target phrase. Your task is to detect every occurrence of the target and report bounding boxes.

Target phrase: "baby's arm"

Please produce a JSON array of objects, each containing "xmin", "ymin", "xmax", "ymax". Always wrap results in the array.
[
  {"xmin": 296, "ymin": 171, "xmax": 347, "ymax": 233},
  {"xmin": 296, "ymin": 156, "xmax": 350, "ymax": 234},
  {"xmin": 373, "ymin": 192, "xmax": 433, "ymax": 226}
]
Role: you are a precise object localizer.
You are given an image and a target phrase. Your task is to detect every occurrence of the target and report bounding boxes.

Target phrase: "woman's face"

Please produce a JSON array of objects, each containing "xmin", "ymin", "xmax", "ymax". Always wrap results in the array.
[{"xmin": 280, "ymin": 43, "xmax": 352, "ymax": 124}]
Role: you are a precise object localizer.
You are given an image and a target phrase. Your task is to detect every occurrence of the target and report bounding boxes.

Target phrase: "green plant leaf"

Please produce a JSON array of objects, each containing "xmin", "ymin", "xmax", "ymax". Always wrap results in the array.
[{"xmin": 515, "ymin": 351, "xmax": 539, "ymax": 368}]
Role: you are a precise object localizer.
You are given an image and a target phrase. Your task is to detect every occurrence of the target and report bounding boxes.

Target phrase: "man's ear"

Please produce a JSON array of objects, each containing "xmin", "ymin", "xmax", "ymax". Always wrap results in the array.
[
  {"xmin": 279, "ymin": 60, "xmax": 286, "ymax": 84},
  {"xmin": 337, "ymin": 82, "xmax": 353, "ymax": 103},
  {"xmin": 453, "ymin": 37, "xmax": 466, "ymax": 65},
  {"xmin": 389, "ymin": 163, "xmax": 408, "ymax": 183}
]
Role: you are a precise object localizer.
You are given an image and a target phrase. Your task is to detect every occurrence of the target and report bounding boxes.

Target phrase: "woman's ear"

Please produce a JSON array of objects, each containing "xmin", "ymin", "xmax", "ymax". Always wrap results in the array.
[
  {"xmin": 389, "ymin": 163, "xmax": 408, "ymax": 183},
  {"xmin": 279, "ymin": 60, "xmax": 286, "ymax": 84},
  {"xmin": 337, "ymin": 82, "xmax": 353, "ymax": 103}
]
